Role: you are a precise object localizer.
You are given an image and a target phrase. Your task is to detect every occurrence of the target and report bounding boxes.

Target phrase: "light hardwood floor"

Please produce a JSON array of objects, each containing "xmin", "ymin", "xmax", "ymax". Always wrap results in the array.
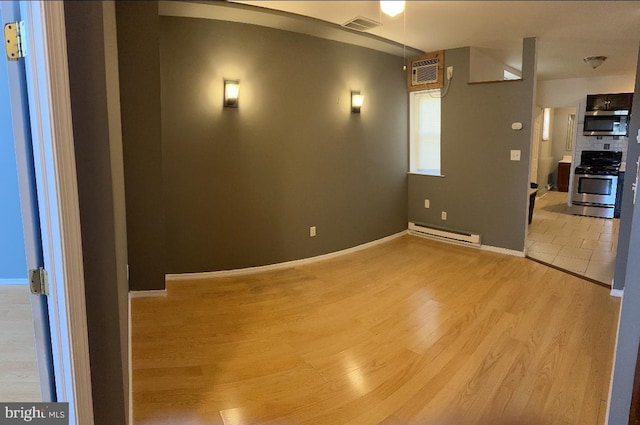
[
  {"xmin": 132, "ymin": 235, "xmax": 620, "ymax": 425},
  {"xmin": 0, "ymin": 284, "xmax": 40, "ymax": 401}
]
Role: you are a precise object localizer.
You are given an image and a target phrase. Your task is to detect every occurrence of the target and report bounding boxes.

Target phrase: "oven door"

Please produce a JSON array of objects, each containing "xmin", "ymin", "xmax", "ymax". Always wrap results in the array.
[{"xmin": 572, "ymin": 174, "xmax": 618, "ymax": 206}]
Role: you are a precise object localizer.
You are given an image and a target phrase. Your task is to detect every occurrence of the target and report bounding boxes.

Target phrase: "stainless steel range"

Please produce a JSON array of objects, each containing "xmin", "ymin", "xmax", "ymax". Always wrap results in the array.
[{"xmin": 571, "ymin": 150, "xmax": 622, "ymax": 219}]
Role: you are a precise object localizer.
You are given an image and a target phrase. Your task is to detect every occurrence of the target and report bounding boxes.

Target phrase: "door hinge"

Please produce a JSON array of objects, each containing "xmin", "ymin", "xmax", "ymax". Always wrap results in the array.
[
  {"xmin": 4, "ymin": 20, "xmax": 27, "ymax": 60},
  {"xmin": 29, "ymin": 268, "xmax": 48, "ymax": 296}
]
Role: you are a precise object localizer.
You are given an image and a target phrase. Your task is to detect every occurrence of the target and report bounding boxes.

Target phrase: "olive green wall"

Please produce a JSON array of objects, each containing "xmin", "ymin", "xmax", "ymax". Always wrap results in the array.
[
  {"xmin": 408, "ymin": 39, "xmax": 537, "ymax": 252},
  {"xmin": 64, "ymin": 2, "xmax": 128, "ymax": 423},
  {"xmin": 159, "ymin": 17, "xmax": 408, "ymax": 274},
  {"xmin": 118, "ymin": 7, "xmax": 535, "ymax": 281},
  {"xmin": 608, "ymin": 43, "xmax": 640, "ymax": 424},
  {"xmin": 116, "ymin": 1, "xmax": 165, "ymax": 291}
]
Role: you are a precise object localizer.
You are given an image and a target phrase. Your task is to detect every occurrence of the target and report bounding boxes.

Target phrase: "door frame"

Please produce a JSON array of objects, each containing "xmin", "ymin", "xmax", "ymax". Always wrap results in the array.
[
  {"xmin": 530, "ymin": 107, "xmax": 543, "ymax": 184},
  {"xmin": 17, "ymin": 1, "xmax": 94, "ymax": 423}
]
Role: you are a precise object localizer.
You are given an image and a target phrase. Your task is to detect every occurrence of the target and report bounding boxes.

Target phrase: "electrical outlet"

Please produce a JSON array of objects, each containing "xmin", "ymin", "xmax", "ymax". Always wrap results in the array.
[
  {"xmin": 447, "ymin": 66, "xmax": 453, "ymax": 80},
  {"xmin": 441, "ymin": 211, "xmax": 447, "ymax": 220},
  {"xmin": 424, "ymin": 199, "xmax": 430, "ymax": 209},
  {"xmin": 310, "ymin": 226, "xmax": 316, "ymax": 237}
]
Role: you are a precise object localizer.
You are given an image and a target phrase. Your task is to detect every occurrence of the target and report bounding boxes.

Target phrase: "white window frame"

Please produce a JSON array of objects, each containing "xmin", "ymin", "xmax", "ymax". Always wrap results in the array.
[{"xmin": 409, "ymin": 89, "xmax": 442, "ymax": 176}]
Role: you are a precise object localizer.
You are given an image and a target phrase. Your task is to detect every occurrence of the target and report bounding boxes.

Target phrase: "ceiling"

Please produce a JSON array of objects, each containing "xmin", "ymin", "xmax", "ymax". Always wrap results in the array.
[{"xmin": 233, "ymin": 1, "xmax": 640, "ymax": 81}]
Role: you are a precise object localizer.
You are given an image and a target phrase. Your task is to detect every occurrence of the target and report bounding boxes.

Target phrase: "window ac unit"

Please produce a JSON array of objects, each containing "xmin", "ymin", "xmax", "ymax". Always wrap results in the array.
[
  {"xmin": 408, "ymin": 51, "xmax": 443, "ymax": 92},
  {"xmin": 411, "ymin": 58, "xmax": 439, "ymax": 86}
]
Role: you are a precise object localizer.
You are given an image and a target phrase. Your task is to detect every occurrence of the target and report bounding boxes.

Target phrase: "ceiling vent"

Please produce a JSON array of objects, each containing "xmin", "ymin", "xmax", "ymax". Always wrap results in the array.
[{"xmin": 342, "ymin": 16, "xmax": 381, "ymax": 32}]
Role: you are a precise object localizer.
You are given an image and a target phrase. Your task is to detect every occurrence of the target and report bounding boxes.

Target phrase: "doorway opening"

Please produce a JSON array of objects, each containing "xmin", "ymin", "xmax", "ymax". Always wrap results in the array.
[{"xmin": 526, "ymin": 106, "xmax": 618, "ymax": 285}]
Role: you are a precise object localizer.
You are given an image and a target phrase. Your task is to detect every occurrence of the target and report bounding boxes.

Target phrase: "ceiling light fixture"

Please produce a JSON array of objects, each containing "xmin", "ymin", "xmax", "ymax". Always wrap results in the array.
[
  {"xmin": 380, "ymin": 1, "xmax": 405, "ymax": 17},
  {"xmin": 584, "ymin": 56, "xmax": 607, "ymax": 70}
]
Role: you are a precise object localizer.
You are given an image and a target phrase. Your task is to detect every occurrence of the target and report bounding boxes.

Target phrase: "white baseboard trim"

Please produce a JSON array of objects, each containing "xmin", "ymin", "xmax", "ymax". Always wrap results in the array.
[
  {"xmin": 408, "ymin": 229, "xmax": 524, "ymax": 258},
  {"xmin": 610, "ymin": 288, "xmax": 623, "ymax": 298},
  {"xmin": 128, "ymin": 293, "xmax": 132, "ymax": 425},
  {"xmin": 408, "ymin": 230, "xmax": 482, "ymax": 249},
  {"xmin": 604, "ymin": 293, "xmax": 625, "ymax": 425},
  {"xmin": 0, "ymin": 278, "xmax": 29, "ymax": 285},
  {"xmin": 129, "ymin": 289, "xmax": 167, "ymax": 298},
  {"xmin": 480, "ymin": 245, "xmax": 526, "ymax": 257},
  {"xmin": 166, "ymin": 231, "xmax": 408, "ymax": 282}
]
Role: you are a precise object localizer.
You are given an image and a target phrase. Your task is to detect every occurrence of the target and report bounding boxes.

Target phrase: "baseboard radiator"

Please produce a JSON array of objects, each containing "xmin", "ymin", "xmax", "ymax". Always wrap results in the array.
[{"xmin": 408, "ymin": 222, "xmax": 481, "ymax": 246}]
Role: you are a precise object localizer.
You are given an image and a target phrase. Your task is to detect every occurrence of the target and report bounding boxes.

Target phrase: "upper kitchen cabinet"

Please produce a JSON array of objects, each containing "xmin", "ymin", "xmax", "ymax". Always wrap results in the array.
[{"xmin": 586, "ymin": 92, "xmax": 633, "ymax": 112}]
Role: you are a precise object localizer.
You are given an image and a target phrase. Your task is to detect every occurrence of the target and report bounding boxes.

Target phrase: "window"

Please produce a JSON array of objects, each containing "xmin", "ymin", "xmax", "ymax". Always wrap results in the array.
[
  {"xmin": 542, "ymin": 107, "xmax": 551, "ymax": 141},
  {"xmin": 503, "ymin": 69, "xmax": 521, "ymax": 80},
  {"xmin": 410, "ymin": 89, "xmax": 441, "ymax": 175}
]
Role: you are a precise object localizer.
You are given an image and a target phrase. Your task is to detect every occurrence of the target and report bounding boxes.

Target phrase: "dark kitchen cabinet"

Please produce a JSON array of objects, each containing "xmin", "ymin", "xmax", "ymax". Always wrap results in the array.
[
  {"xmin": 558, "ymin": 161, "xmax": 571, "ymax": 192},
  {"xmin": 586, "ymin": 93, "xmax": 633, "ymax": 111}
]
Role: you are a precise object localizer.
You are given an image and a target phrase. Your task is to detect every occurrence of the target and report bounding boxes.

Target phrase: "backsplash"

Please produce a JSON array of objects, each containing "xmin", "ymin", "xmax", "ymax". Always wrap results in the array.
[{"xmin": 573, "ymin": 134, "xmax": 628, "ymax": 166}]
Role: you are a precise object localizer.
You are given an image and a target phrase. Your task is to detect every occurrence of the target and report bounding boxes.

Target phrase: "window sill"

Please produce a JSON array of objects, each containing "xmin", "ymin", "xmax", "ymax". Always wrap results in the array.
[
  {"xmin": 467, "ymin": 78, "xmax": 523, "ymax": 85},
  {"xmin": 408, "ymin": 172, "xmax": 445, "ymax": 178}
]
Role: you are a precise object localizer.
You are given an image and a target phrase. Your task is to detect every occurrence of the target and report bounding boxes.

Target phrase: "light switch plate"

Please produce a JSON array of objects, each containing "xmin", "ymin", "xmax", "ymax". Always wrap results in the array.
[{"xmin": 510, "ymin": 150, "xmax": 521, "ymax": 161}]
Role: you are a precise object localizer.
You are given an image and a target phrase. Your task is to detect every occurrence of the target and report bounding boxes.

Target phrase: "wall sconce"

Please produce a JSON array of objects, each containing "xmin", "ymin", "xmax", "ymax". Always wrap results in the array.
[
  {"xmin": 224, "ymin": 80, "xmax": 239, "ymax": 108},
  {"xmin": 351, "ymin": 91, "xmax": 363, "ymax": 114}
]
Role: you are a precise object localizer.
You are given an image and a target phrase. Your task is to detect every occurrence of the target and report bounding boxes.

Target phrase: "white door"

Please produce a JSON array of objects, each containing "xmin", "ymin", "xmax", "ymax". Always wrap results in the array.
[
  {"xmin": 1, "ymin": 1, "xmax": 55, "ymax": 401},
  {"xmin": 6, "ymin": 2, "xmax": 94, "ymax": 423}
]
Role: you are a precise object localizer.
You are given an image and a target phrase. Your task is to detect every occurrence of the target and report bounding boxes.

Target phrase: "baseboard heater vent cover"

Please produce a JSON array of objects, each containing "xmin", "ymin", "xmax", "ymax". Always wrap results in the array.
[{"xmin": 408, "ymin": 222, "xmax": 481, "ymax": 246}]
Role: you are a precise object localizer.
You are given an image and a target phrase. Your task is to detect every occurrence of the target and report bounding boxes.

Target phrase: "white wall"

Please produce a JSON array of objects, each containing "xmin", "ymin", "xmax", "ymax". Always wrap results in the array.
[
  {"xmin": 536, "ymin": 109, "xmax": 555, "ymax": 193},
  {"xmin": 548, "ymin": 107, "xmax": 576, "ymax": 189},
  {"xmin": 469, "ymin": 47, "xmax": 521, "ymax": 83},
  {"xmin": 551, "ymin": 107, "xmax": 575, "ymax": 162},
  {"xmin": 537, "ymin": 74, "xmax": 635, "ymax": 107}
]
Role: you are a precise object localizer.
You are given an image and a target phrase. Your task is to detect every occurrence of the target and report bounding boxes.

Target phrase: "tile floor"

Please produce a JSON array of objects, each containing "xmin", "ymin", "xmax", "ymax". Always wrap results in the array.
[{"xmin": 526, "ymin": 190, "xmax": 618, "ymax": 285}]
